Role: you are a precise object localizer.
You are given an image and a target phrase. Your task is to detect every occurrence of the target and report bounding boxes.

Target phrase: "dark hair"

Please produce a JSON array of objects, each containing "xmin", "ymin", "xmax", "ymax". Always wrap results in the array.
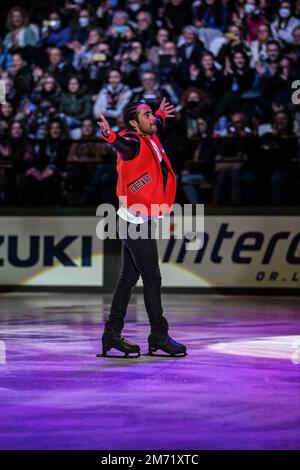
[
  {"xmin": 267, "ymin": 39, "xmax": 281, "ymax": 49},
  {"xmin": 46, "ymin": 118, "xmax": 69, "ymax": 139},
  {"xmin": 230, "ymin": 49, "xmax": 249, "ymax": 69},
  {"xmin": 106, "ymin": 67, "xmax": 123, "ymax": 82},
  {"xmin": 8, "ymin": 120, "xmax": 26, "ymax": 137},
  {"xmin": 67, "ymin": 75, "xmax": 85, "ymax": 95},
  {"xmin": 272, "ymin": 110, "xmax": 293, "ymax": 133},
  {"xmin": 123, "ymin": 101, "xmax": 145, "ymax": 130}
]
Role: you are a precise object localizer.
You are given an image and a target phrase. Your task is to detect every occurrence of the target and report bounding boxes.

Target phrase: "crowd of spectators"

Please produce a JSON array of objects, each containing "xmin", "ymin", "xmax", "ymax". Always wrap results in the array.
[{"xmin": 0, "ymin": 0, "xmax": 300, "ymax": 207}]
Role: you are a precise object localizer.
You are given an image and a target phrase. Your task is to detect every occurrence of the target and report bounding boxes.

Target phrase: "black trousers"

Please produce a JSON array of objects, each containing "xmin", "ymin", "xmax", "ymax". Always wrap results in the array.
[{"xmin": 104, "ymin": 216, "xmax": 169, "ymax": 336}]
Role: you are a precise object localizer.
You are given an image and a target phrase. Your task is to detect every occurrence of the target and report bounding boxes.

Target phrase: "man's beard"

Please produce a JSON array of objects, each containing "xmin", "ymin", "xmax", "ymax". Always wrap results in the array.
[{"xmin": 140, "ymin": 125, "xmax": 156, "ymax": 135}]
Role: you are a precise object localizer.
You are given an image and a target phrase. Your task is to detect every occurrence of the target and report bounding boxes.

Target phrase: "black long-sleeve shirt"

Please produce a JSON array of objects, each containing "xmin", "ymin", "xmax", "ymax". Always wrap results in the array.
[{"xmin": 111, "ymin": 114, "xmax": 169, "ymax": 190}]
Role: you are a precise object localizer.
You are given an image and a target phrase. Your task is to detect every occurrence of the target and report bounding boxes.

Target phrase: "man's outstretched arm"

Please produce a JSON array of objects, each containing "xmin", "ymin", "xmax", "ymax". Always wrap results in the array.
[{"xmin": 97, "ymin": 114, "xmax": 140, "ymax": 161}]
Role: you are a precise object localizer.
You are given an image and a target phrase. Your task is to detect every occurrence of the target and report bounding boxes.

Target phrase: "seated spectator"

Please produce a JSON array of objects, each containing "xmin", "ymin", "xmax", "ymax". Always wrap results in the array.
[
  {"xmin": 213, "ymin": 112, "xmax": 257, "ymax": 205},
  {"xmin": 0, "ymin": 135, "xmax": 13, "ymax": 205},
  {"xmin": 39, "ymin": 11, "xmax": 73, "ymax": 47},
  {"xmin": 60, "ymin": 75, "xmax": 93, "ymax": 138},
  {"xmin": 177, "ymin": 25, "xmax": 204, "ymax": 69},
  {"xmin": 215, "ymin": 50, "xmax": 255, "ymax": 124},
  {"xmin": 249, "ymin": 23, "xmax": 271, "ymax": 67},
  {"xmin": 120, "ymin": 41, "xmax": 151, "ymax": 88},
  {"xmin": 111, "ymin": 23, "xmax": 137, "ymax": 59},
  {"xmin": 61, "ymin": 0, "xmax": 89, "ymax": 21},
  {"xmin": 74, "ymin": 146, "xmax": 117, "ymax": 206},
  {"xmin": 72, "ymin": 6, "xmax": 95, "ymax": 44},
  {"xmin": 215, "ymin": 23, "xmax": 250, "ymax": 67},
  {"xmin": 9, "ymin": 52, "xmax": 34, "ymax": 99},
  {"xmin": 93, "ymin": 68, "xmax": 132, "ymax": 127},
  {"xmin": 181, "ymin": 116, "xmax": 218, "ymax": 203},
  {"xmin": 85, "ymin": 39, "xmax": 112, "ymax": 86},
  {"xmin": 132, "ymin": 71, "xmax": 171, "ymax": 109},
  {"xmin": 0, "ymin": 77, "xmax": 18, "ymax": 108},
  {"xmin": 271, "ymin": 1, "xmax": 300, "ymax": 45},
  {"xmin": 0, "ymin": 120, "xmax": 34, "ymax": 205},
  {"xmin": 186, "ymin": 51, "xmax": 226, "ymax": 106},
  {"xmin": 242, "ymin": 0, "xmax": 267, "ymax": 43},
  {"xmin": 251, "ymin": 40, "xmax": 282, "ymax": 115},
  {"xmin": 135, "ymin": 10, "xmax": 157, "ymax": 48},
  {"xmin": 283, "ymin": 25, "xmax": 300, "ymax": 64},
  {"xmin": 175, "ymin": 86, "xmax": 211, "ymax": 170},
  {"xmin": 270, "ymin": 111, "xmax": 299, "ymax": 205},
  {"xmin": 27, "ymin": 98, "xmax": 66, "ymax": 140},
  {"xmin": 230, "ymin": 0, "xmax": 249, "ymax": 30},
  {"xmin": 177, "ymin": 86, "xmax": 211, "ymax": 138},
  {"xmin": 194, "ymin": 0, "xmax": 227, "ymax": 31},
  {"xmin": 0, "ymin": 138, "xmax": 11, "ymax": 162},
  {"xmin": 3, "ymin": 6, "xmax": 39, "ymax": 50},
  {"xmin": 66, "ymin": 118, "xmax": 107, "ymax": 203},
  {"xmin": 125, "ymin": 0, "xmax": 149, "ymax": 21},
  {"xmin": 72, "ymin": 27, "xmax": 104, "ymax": 71},
  {"xmin": 147, "ymin": 28, "xmax": 171, "ymax": 66},
  {"xmin": 0, "ymin": 101, "xmax": 15, "ymax": 137},
  {"xmin": 165, "ymin": 0, "xmax": 193, "ymax": 37},
  {"xmin": 22, "ymin": 118, "xmax": 69, "ymax": 206},
  {"xmin": 255, "ymin": 111, "xmax": 299, "ymax": 205},
  {"xmin": 263, "ymin": 40, "xmax": 282, "ymax": 73},
  {"xmin": 94, "ymin": 0, "xmax": 118, "ymax": 28},
  {"xmin": 156, "ymin": 41, "xmax": 181, "ymax": 100},
  {"xmin": 72, "ymin": 30, "xmax": 111, "ymax": 88},
  {"xmin": 7, "ymin": 120, "xmax": 34, "ymax": 168},
  {"xmin": 107, "ymin": 10, "xmax": 131, "ymax": 50},
  {"xmin": 0, "ymin": 37, "xmax": 13, "ymax": 73},
  {"xmin": 46, "ymin": 46, "xmax": 76, "ymax": 89},
  {"xmin": 262, "ymin": 56, "xmax": 296, "ymax": 113},
  {"xmin": 30, "ymin": 73, "xmax": 61, "ymax": 109}
]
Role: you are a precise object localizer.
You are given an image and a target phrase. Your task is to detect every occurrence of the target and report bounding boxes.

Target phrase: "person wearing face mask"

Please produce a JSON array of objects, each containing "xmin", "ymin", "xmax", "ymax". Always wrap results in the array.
[
  {"xmin": 271, "ymin": 1, "xmax": 300, "ymax": 44},
  {"xmin": 61, "ymin": 0, "xmax": 89, "ymax": 26},
  {"xmin": 243, "ymin": 0, "xmax": 267, "ymax": 43},
  {"xmin": 73, "ymin": 7, "xmax": 93, "ymax": 44},
  {"xmin": 39, "ymin": 11, "xmax": 74, "ymax": 47},
  {"xmin": 125, "ymin": 0, "xmax": 151, "ymax": 21}
]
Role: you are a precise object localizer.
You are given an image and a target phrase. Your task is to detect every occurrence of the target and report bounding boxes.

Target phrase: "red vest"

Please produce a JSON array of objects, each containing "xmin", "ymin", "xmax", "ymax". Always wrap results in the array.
[{"xmin": 116, "ymin": 131, "xmax": 177, "ymax": 217}]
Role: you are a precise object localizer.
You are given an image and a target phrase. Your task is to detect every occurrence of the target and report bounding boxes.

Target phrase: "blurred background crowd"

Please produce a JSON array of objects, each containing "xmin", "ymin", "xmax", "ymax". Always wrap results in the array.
[{"xmin": 0, "ymin": 0, "xmax": 300, "ymax": 207}]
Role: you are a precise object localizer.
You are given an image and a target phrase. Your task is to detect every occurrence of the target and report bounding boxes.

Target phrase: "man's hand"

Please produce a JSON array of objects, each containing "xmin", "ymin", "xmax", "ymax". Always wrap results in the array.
[
  {"xmin": 159, "ymin": 97, "xmax": 176, "ymax": 118},
  {"xmin": 97, "ymin": 114, "xmax": 111, "ymax": 137}
]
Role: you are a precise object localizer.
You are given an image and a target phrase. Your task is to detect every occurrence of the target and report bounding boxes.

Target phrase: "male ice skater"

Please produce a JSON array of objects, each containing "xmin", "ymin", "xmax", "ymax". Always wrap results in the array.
[{"xmin": 97, "ymin": 98, "xmax": 187, "ymax": 357}]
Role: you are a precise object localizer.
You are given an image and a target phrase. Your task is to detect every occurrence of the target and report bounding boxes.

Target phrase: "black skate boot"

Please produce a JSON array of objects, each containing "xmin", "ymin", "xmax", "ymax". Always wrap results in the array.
[
  {"xmin": 147, "ymin": 334, "xmax": 187, "ymax": 357},
  {"xmin": 97, "ymin": 330, "xmax": 141, "ymax": 358}
]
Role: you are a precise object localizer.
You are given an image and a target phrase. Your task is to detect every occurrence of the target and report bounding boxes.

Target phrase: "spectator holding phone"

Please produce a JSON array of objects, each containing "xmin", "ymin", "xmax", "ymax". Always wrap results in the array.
[{"xmin": 39, "ymin": 11, "xmax": 73, "ymax": 47}]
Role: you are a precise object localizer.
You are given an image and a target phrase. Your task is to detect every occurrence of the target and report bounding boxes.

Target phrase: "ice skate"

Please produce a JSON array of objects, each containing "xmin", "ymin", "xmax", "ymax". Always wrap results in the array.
[
  {"xmin": 147, "ymin": 334, "xmax": 187, "ymax": 357},
  {"xmin": 97, "ymin": 331, "xmax": 141, "ymax": 358}
]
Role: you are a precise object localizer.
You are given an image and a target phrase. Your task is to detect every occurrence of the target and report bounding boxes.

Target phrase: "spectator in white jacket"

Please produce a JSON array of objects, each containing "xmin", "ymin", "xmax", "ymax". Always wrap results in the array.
[
  {"xmin": 249, "ymin": 23, "xmax": 271, "ymax": 68},
  {"xmin": 93, "ymin": 69, "xmax": 132, "ymax": 127},
  {"xmin": 271, "ymin": 1, "xmax": 300, "ymax": 45}
]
